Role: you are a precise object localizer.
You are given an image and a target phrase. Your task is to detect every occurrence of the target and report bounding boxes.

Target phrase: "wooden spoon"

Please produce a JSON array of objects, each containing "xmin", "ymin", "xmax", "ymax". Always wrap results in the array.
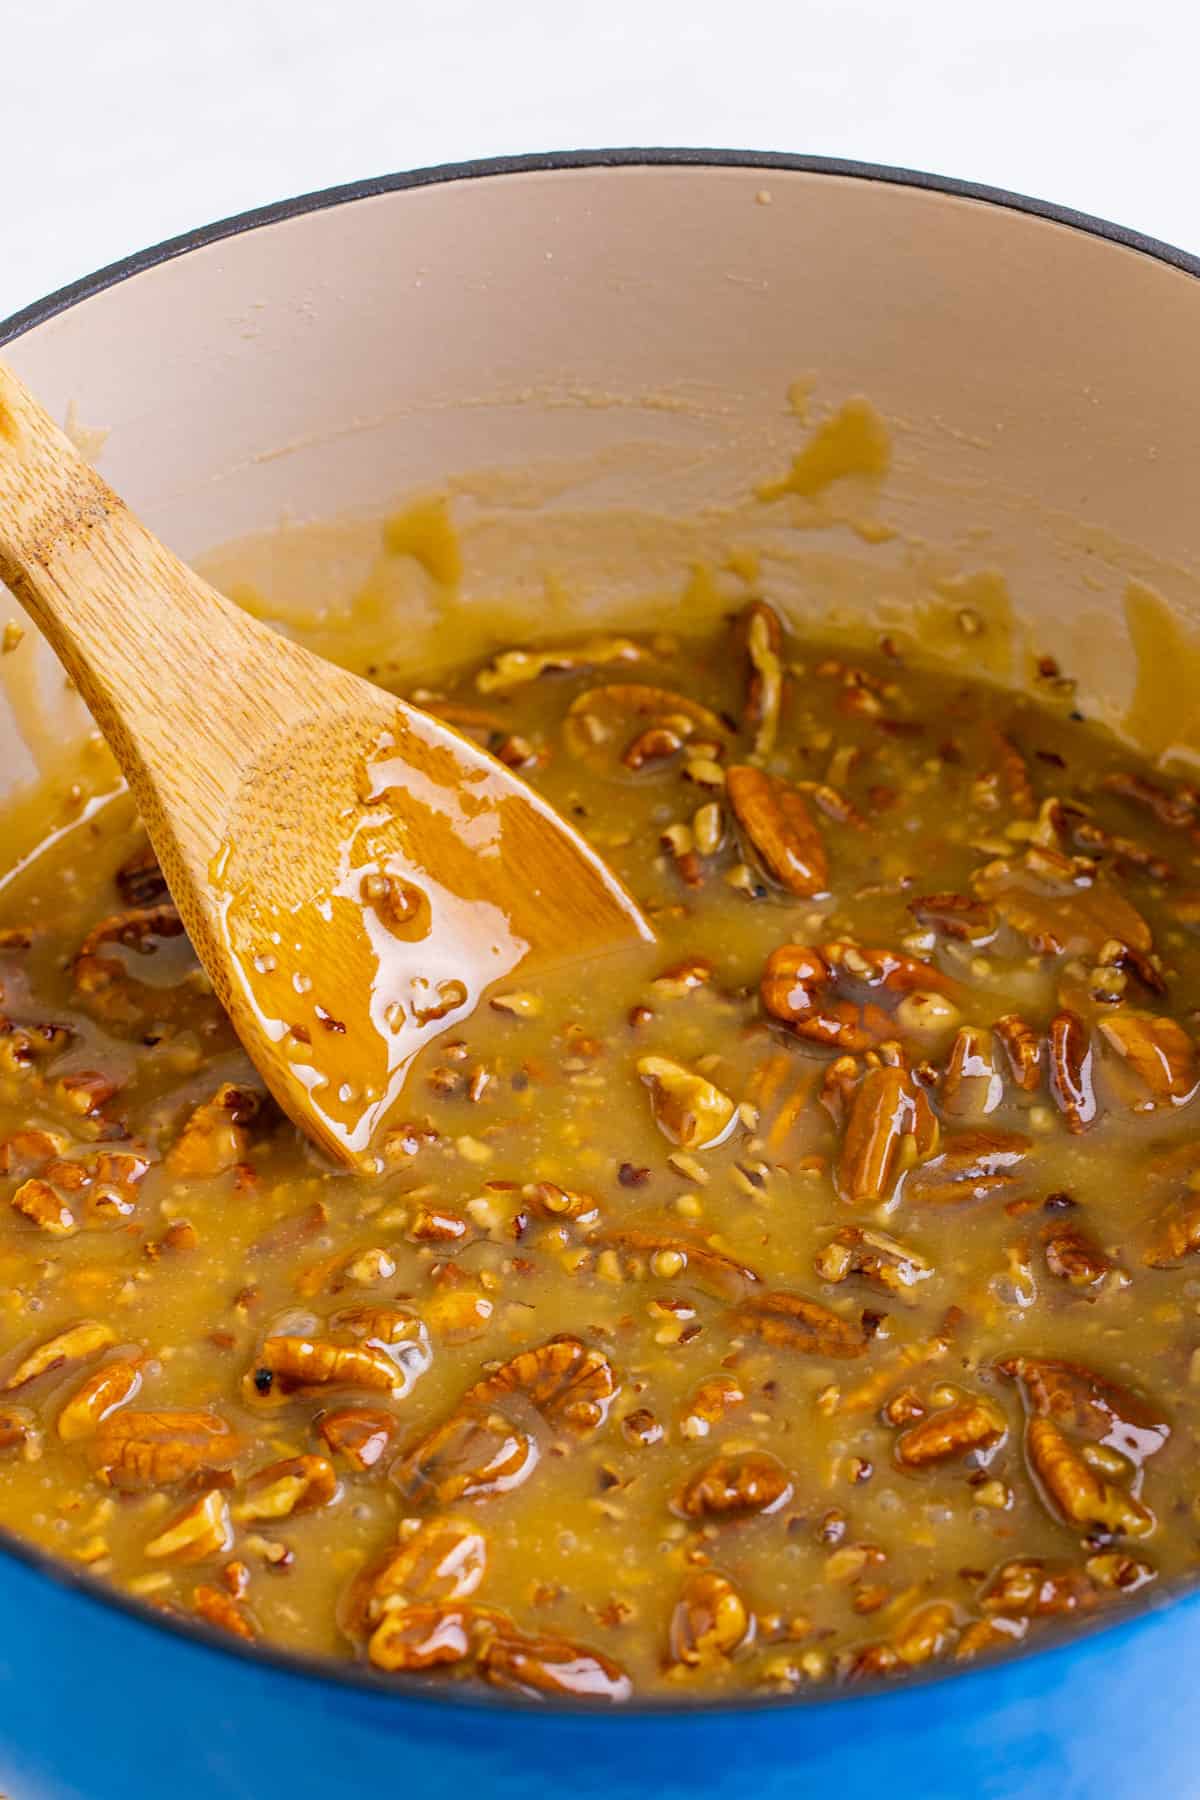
[{"xmin": 0, "ymin": 362, "xmax": 653, "ymax": 1166}]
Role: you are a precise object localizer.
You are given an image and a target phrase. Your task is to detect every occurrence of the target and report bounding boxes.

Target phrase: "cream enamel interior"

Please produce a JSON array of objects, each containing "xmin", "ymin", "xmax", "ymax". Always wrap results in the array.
[{"xmin": 3, "ymin": 162, "xmax": 1200, "ymax": 846}]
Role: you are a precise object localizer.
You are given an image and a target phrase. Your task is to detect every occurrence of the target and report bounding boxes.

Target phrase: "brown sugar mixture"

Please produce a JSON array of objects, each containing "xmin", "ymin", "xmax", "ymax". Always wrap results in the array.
[{"xmin": 2, "ymin": 600, "xmax": 1200, "ymax": 1700}]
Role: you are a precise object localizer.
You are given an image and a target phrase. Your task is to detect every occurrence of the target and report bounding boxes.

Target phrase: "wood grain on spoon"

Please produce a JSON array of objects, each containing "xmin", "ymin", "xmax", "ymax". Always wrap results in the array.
[{"xmin": 0, "ymin": 362, "xmax": 653, "ymax": 1166}]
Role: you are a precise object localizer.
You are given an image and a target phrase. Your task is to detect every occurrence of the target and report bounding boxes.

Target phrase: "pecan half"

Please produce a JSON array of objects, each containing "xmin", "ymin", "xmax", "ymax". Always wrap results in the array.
[
  {"xmin": 669, "ymin": 1568, "xmax": 753, "ymax": 1665},
  {"xmin": 908, "ymin": 893, "xmax": 996, "ymax": 943},
  {"xmin": 837, "ymin": 1065, "xmax": 938, "ymax": 1205},
  {"xmin": 1042, "ymin": 1221, "xmax": 1119, "ymax": 1291},
  {"xmin": 564, "ymin": 684, "xmax": 728, "ymax": 771},
  {"xmin": 900, "ymin": 1131, "xmax": 1030, "ymax": 1207},
  {"xmin": 1097, "ymin": 1012, "xmax": 1198, "ymax": 1108},
  {"xmin": 636, "ymin": 1056, "xmax": 736, "ymax": 1151},
  {"xmin": 676, "ymin": 1450, "xmax": 794, "ymax": 1518},
  {"xmin": 1101, "ymin": 769, "xmax": 1200, "ymax": 830},
  {"xmin": 145, "ymin": 1489, "xmax": 233, "ymax": 1563},
  {"xmin": 167, "ymin": 1084, "xmax": 265, "ymax": 1178},
  {"xmin": 972, "ymin": 848, "xmax": 1152, "ymax": 957},
  {"xmin": 343, "ymin": 1518, "xmax": 489, "ymax": 1642},
  {"xmin": 90, "ymin": 1409, "xmax": 240, "ymax": 1489},
  {"xmin": 234, "ymin": 1454, "xmax": 339, "ymax": 1522},
  {"xmin": 248, "ymin": 1307, "xmax": 431, "ymax": 1404},
  {"xmin": 469, "ymin": 1337, "xmax": 619, "ymax": 1438},
  {"xmin": 72, "ymin": 904, "xmax": 189, "ymax": 1020},
  {"xmin": 730, "ymin": 1289, "xmax": 866, "ymax": 1358},
  {"xmin": 986, "ymin": 725, "xmax": 1036, "ymax": 818},
  {"xmin": 1048, "ymin": 1011, "xmax": 1099, "ymax": 1132},
  {"xmin": 1144, "ymin": 1191, "xmax": 1200, "ymax": 1267},
  {"xmin": 993, "ymin": 1014, "xmax": 1043, "ymax": 1091},
  {"xmin": 726, "ymin": 766, "xmax": 828, "ymax": 896},
  {"xmin": 391, "ymin": 1410, "xmax": 540, "ymax": 1508},
  {"xmin": 895, "ymin": 1396, "xmax": 1006, "ymax": 1468},
  {"xmin": 318, "ymin": 1406, "xmax": 396, "ymax": 1471},
  {"xmin": 2, "ymin": 1319, "xmax": 116, "ymax": 1392},
  {"xmin": 998, "ymin": 1355, "xmax": 1168, "ymax": 1461},
  {"xmin": 115, "ymin": 843, "xmax": 169, "ymax": 907},
  {"xmin": 814, "ymin": 1225, "xmax": 932, "ymax": 1301},
  {"xmin": 56, "ymin": 1356, "xmax": 143, "ymax": 1440},
  {"xmin": 893, "ymin": 1601, "xmax": 957, "ymax": 1667},
  {"xmin": 980, "ymin": 1558, "xmax": 1100, "ymax": 1618},
  {"xmin": 367, "ymin": 1602, "xmax": 507, "ymax": 1672},
  {"xmin": 939, "ymin": 1026, "xmax": 1004, "ymax": 1120},
  {"xmin": 479, "ymin": 1630, "xmax": 632, "ymax": 1703},
  {"xmin": 761, "ymin": 941, "xmax": 958, "ymax": 1051},
  {"xmin": 1025, "ymin": 1417, "xmax": 1154, "ymax": 1538}
]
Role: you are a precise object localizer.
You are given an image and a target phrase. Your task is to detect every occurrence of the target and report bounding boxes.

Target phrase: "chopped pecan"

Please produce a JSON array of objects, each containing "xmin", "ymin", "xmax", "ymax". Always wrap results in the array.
[
  {"xmin": 470, "ymin": 1337, "xmax": 618, "ymax": 1438},
  {"xmin": 478, "ymin": 1630, "xmax": 632, "ymax": 1703},
  {"xmin": 0, "ymin": 1405, "xmax": 38, "ymax": 1457},
  {"xmin": 636, "ymin": 1056, "xmax": 736, "ymax": 1151},
  {"xmin": 477, "ymin": 637, "xmax": 646, "ymax": 693},
  {"xmin": 167, "ymin": 1084, "xmax": 265, "ymax": 1177},
  {"xmin": 0, "ymin": 1016, "xmax": 74, "ymax": 1076},
  {"xmin": 248, "ymin": 1307, "xmax": 431, "ymax": 1403},
  {"xmin": 725, "ymin": 765, "xmax": 828, "ymax": 896},
  {"xmin": 837, "ymin": 1065, "xmax": 938, "ymax": 1205},
  {"xmin": 1097, "ymin": 1012, "xmax": 1198, "ymax": 1108},
  {"xmin": 1025, "ymin": 1417, "xmax": 1153, "ymax": 1539},
  {"xmin": 392, "ymin": 1410, "xmax": 539, "ymax": 1507},
  {"xmin": 679, "ymin": 1375, "xmax": 745, "ymax": 1436},
  {"xmin": 194, "ymin": 1584, "xmax": 255, "ymax": 1640},
  {"xmin": 972, "ymin": 848, "xmax": 1152, "ymax": 957},
  {"xmin": 736, "ymin": 600, "xmax": 785, "ymax": 756},
  {"xmin": 1049, "ymin": 800, "xmax": 1174, "ymax": 882},
  {"xmin": 595, "ymin": 1229, "xmax": 759, "ymax": 1300},
  {"xmin": 908, "ymin": 893, "xmax": 996, "ymax": 942},
  {"xmin": 669, "ymin": 1568, "xmax": 752, "ymax": 1665},
  {"xmin": 955, "ymin": 1617, "xmax": 1027, "ymax": 1660},
  {"xmin": 56, "ymin": 1356, "xmax": 143, "ymax": 1440},
  {"xmin": 0, "ymin": 1127, "xmax": 68, "ymax": 1176},
  {"xmin": 836, "ymin": 1312, "xmax": 962, "ymax": 1414},
  {"xmin": 730, "ymin": 1289, "xmax": 866, "ymax": 1358},
  {"xmin": 115, "ymin": 842, "xmax": 169, "ymax": 907},
  {"xmin": 1042, "ymin": 1221, "xmax": 1119, "ymax": 1291},
  {"xmin": 318, "ymin": 1407, "xmax": 396, "ymax": 1471},
  {"xmin": 1048, "ymin": 1011, "xmax": 1099, "ymax": 1132},
  {"xmin": 527, "ymin": 1181, "xmax": 601, "ymax": 1224},
  {"xmin": 895, "ymin": 1396, "xmax": 1006, "ymax": 1468},
  {"xmin": 1144, "ymin": 1190, "xmax": 1200, "ymax": 1267},
  {"xmin": 994, "ymin": 1014, "xmax": 1043, "ymax": 1091},
  {"xmin": 761, "ymin": 941, "xmax": 958, "ymax": 1051},
  {"xmin": 986, "ymin": 725, "xmax": 1036, "ymax": 818},
  {"xmin": 343, "ymin": 1517, "xmax": 490, "ymax": 1641},
  {"xmin": 900, "ymin": 1131, "xmax": 1030, "ymax": 1207},
  {"xmin": 893, "ymin": 1601, "xmax": 957, "ymax": 1666},
  {"xmin": 676, "ymin": 1450, "xmax": 793, "ymax": 1518},
  {"xmin": 980, "ymin": 1558, "xmax": 1100, "ymax": 1618},
  {"xmin": 91, "ymin": 1409, "xmax": 240, "ymax": 1489},
  {"xmin": 3, "ymin": 1319, "xmax": 116, "ymax": 1392},
  {"xmin": 145, "ymin": 1489, "xmax": 233, "ymax": 1563},
  {"xmin": 234, "ymin": 1454, "xmax": 338, "ymax": 1521},
  {"xmin": 814, "ymin": 1225, "xmax": 932, "ymax": 1301}
]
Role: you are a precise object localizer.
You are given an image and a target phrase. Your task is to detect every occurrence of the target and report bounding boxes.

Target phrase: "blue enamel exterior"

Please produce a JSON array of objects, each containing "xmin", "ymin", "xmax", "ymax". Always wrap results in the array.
[
  {"xmin": 2, "ymin": 152, "xmax": 1199, "ymax": 1800},
  {"xmin": 0, "ymin": 1536, "xmax": 1191, "ymax": 1799}
]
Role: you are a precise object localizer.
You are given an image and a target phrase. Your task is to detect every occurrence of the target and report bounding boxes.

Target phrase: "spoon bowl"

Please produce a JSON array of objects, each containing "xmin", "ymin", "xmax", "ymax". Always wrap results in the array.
[{"xmin": 0, "ymin": 361, "xmax": 653, "ymax": 1164}]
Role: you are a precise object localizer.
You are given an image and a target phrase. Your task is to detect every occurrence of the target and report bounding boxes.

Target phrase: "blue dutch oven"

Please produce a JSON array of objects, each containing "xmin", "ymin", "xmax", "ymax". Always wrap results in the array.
[{"xmin": 2, "ymin": 151, "xmax": 1198, "ymax": 1799}]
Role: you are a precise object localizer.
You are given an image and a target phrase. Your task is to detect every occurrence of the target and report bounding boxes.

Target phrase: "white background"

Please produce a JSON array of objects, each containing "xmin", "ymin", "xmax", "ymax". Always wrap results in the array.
[{"xmin": 2, "ymin": 0, "xmax": 1199, "ymax": 324}]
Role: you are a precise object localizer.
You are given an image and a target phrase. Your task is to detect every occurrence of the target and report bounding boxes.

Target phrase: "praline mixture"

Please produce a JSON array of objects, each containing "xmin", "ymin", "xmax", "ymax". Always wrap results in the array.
[{"xmin": 2, "ymin": 599, "xmax": 1199, "ymax": 1700}]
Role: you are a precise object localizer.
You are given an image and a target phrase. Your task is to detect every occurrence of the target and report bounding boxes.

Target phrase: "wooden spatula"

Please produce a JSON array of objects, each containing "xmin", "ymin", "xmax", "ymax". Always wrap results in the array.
[{"xmin": 0, "ymin": 362, "xmax": 653, "ymax": 1166}]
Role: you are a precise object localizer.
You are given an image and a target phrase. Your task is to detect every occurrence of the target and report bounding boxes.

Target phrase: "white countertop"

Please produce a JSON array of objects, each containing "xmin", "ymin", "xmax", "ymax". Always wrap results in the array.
[{"xmin": 3, "ymin": 0, "xmax": 1196, "ymax": 325}]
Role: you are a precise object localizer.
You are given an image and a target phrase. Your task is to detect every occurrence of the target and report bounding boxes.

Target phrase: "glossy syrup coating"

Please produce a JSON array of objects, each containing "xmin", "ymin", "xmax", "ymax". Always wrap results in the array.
[{"xmin": 1, "ymin": 605, "xmax": 1199, "ymax": 1700}]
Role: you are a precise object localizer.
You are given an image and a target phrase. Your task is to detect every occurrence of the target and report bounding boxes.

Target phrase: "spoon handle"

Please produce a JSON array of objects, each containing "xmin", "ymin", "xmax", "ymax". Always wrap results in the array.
[{"xmin": 0, "ymin": 359, "xmax": 296, "ymax": 861}]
